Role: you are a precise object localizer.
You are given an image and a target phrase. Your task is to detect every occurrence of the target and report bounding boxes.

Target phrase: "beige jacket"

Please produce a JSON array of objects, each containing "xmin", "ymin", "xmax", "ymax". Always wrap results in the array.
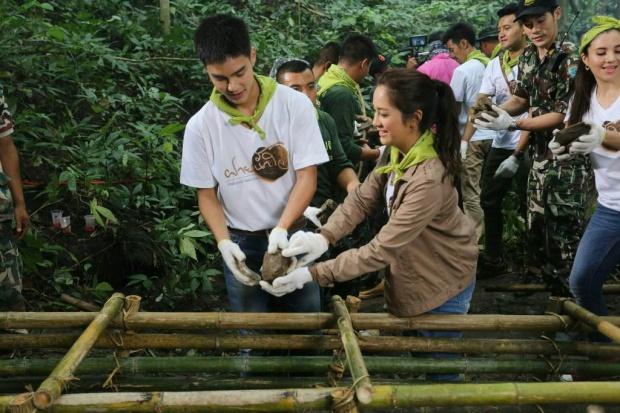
[{"xmin": 310, "ymin": 156, "xmax": 477, "ymax": 317}]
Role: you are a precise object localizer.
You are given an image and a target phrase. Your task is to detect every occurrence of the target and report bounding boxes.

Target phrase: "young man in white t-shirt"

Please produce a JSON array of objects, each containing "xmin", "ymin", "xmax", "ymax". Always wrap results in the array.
[
  {"xmin": 180, "ymin": 14, "xmax": 328, "ymax": 352},
  {"xmin": 477, "ymin": 3, "xmax": 531, "ymax": 277},
  {"xmin": 443, "ymin": 23, "xmax": 496, "ymax": 245}
]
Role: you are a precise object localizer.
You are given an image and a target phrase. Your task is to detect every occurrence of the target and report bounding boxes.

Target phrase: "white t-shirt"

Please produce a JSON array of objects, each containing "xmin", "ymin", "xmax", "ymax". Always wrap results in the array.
[
  {"xmin": 479, "ymin": 56, "xmax": 529, "ymax": 149},
  {"xmin": 450, "ymin": 59, "xmax": 496, "ymax": 142},
  {"xmin": 180, "ymin": 84, "xmax": 329, "ymax": 231},
  {"xmin": 566, "ymin": 87, "xmax": 620, "ymax": 212}
]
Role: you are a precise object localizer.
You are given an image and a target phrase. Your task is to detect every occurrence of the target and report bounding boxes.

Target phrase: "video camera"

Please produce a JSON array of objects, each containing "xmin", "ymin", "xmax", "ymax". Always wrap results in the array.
[{"xmin": 398, "ymin": 34, "xmax": 429, "ymax": 64}]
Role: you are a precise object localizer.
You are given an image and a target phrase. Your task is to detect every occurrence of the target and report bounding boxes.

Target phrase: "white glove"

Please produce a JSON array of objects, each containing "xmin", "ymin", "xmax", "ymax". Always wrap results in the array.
[
  {"xmin": 218, "ymin": 239, "xmax": 260, "ymax": 286},
  {"xmin": 494, "ymin": 156, "xmax": 521, "ymax": 179},
  {"xmin": 548, "ymin": 136, "xmax": 572, "ymax": 161},
  {"xmin": 473, "ymin": 105, "xmax": 517, "ymax": 131},
  {"xmin": 569, "ymin": 120, "xmax": 606, "ymax": 155},
  {"xmin": 267, "ymin": 227, "xmax": 289, "ymax": 254},
  {"xmin": 303, "ymin": 206, "xmax": 323, "ymax": 228},
  {"xmin": 282, "ymin": 231, "xmax": 329, "ymax": 268},
  {"xmin": 259, "ymin": 267, "xmax": 313, "ymax": 297},
  {"xmin": 460, "ymin": 140, "xmax": 468, "ymax": 161}
]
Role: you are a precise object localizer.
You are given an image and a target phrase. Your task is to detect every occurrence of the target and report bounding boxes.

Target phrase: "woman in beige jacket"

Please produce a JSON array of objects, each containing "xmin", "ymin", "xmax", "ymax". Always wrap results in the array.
[{"xmin": 261, "ymin": 69, "xmax": 478, "ymax": 381}]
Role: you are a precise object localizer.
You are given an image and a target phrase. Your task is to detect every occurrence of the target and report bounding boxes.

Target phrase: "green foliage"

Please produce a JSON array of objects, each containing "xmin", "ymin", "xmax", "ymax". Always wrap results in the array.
[{"xmin": 2, "ymin": 0, "xmax": 610, "ymax": 310}]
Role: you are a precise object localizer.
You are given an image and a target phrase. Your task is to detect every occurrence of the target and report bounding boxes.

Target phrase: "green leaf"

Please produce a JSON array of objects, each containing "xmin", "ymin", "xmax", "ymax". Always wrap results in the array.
[
  {"xmin": 179, "ymin": 237, "xmax": 197, "ymax": 260},
  {"xmin": 47, "ymin": 27, "xmax": 65, "ymax": 41},
  {"xmin": 181, "ymin": 230, "xmax": 210, "ymax": 238}
]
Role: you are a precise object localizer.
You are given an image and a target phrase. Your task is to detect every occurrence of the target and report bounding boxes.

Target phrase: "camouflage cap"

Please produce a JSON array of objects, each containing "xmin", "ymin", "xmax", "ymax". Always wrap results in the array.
[
  {"xmin": 477, "ymin": 26, "xmax": 499, "ymax": 42},
  {"xmin": 514, "ymin": 0, "xmax": 558, "ymax": 21}
]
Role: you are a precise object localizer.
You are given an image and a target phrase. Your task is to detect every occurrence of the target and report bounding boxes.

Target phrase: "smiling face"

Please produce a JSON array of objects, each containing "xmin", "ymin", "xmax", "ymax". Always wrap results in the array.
[
  {"xmin": 279, "ymin": 68, "xmax": 317, "ymax": 105},
  {"xmin": 521, "ymin": 9, "xmax": 560, "ymax": 50},
  {"xmin": 582, "ymin": 29, "xmax": 620, "ymax": 85},
  {"xmin": 205, "ymin": 49, "xmax": 258, "ymax": 109},
  {"xmin": 372, "ymin": 85, "xmax": 418, "ymax": 153},
  {"xmin": 498, "ymin": 14, "xmax": 525, "ymax": 52},
  {"xmin": 446, "ymin": 39, "xmax": 470, "ymax": 64}
]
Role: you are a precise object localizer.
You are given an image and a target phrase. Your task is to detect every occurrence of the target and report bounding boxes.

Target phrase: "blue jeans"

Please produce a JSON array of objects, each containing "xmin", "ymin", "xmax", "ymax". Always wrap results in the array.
[
  {"xmin": 404, "ymin": 280, "xmax": 476, "ymax": 381},
  {"xmin": 569, "ymin": 203, "xmax": 620, "ymax": 343},
  {"xmin": 224, "ymin": 232, "xmax": 321, "ymax": 355}
]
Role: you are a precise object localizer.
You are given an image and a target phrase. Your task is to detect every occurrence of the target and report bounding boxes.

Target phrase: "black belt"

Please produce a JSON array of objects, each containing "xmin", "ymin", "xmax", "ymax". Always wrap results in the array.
[{"xmin": 228, "ymin": 216, "xmax": 307, "ymax": 237}]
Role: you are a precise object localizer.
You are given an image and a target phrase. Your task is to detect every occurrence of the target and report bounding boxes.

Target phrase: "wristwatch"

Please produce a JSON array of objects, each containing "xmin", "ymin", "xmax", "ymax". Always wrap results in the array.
[
  {"xmin": 507, "ymin": 118, "xmax": 519, "ymax": 131},
  {"xmin": 513, "ymin": 150, "xmax": 525, "ymax": 160}
]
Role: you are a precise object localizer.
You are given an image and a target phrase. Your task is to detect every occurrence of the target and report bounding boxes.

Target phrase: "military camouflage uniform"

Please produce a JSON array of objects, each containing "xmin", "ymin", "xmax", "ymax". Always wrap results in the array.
[
  {"xmin": 0, "ymin": 84, "xmax": 25, "ymax": 313},
  {"xmin": 513, "ymin": 43, "xmax": 590, "ymax": 295}
]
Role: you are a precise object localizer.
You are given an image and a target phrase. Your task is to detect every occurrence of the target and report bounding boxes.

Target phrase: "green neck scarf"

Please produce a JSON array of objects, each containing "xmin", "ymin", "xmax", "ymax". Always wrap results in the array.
[
  {"xmin": 317, "ymin": 65, "xmax": 366, "ymax": 116},
  {"xmin": 209, "ymin": 75, "xmax": 277, "ymax": 139},
  {"xmin": 580, "ymin": 15, "xmax": 620, "ymax": 54},
  {"xmin": 502, "ymin": 49, "xmax": 521, "ymax": 76},
  {"xmin": 490, "ymin": 43, "xmax": 503, "ymax": 60},
  {"xmin": 465, "ymin": 49, "xmax": 490, "ymax": 67},
  {"xmin": 375, "ymin": 129, "xmax": 438, "ymax": 185}
]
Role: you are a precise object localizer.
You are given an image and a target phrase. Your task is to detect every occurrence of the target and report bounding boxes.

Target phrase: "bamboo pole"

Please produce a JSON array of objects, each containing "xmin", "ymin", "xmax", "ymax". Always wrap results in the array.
[
  {"xmin": 32, "ymin": 293, "xmax": 125, "ymax": 410},
  {"xmin": 117, "ymin": 295, "xmax": 141, "ymax": 358},
  {"xmin": 0, "ymin": 357, "xmax": 618, "ymax": 380},
  {"xmin": 159, "ymin": 0, "xmax": 170, "ymax": 35},
  {"xmin": 3, "ymin": 312, "xmax": 620, "ymax": 332},
  {"xmin": 485, "ymin": 284, "xmax": 620, "ymax": 294},
  {"xmin": 2, "ymin": 383, "xmax": 620, "ymax": 412},
  {"xmin": 3, "ymin": 333, "xmax": 620, "ymax": 358},
  {"xmin": 561, "ymin": 299, "xmax": 620, "ymax": 343},
  {"xmin": 332, "ymin": 296, "xmax": 373, "ymax": 405},
  {"xmin": 59, "ymin": 294, "xmax": 101, "ymax": 312},
  {"xmin": 6, "ymin": 393, "xmax": 35, "ymax": 413}
]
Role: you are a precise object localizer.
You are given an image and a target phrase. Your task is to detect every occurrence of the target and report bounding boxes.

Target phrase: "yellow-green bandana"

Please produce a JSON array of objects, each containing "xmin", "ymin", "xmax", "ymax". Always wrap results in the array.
[
  {"xmin": 490, "ymin": 43, "xmax": 503, "ymax": 60},
  {"xmin": 502, "ymin": 49, "xmax": 521, "ymax": 76},
  {"xmin": 317, "ymin": 65, "xmax": 366, "ymax": 116},
  {"xmin": 209, "ymin": 75, "xmax": 277, "ymax": 139},
  {"xmin": 375, "ymin": 129, "xmax": 438, "ymax": 184},
  {"xmin": 580, "ymin": 16, "xmax": 620, "ymax": 55},
  {"xmin": 465, "ymin": 49, "xmax": 490, "ymax": 67}
]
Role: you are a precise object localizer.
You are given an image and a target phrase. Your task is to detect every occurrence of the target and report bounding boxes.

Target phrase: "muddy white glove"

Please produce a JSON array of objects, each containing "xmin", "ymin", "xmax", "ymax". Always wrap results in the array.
[
  {"xmin": 474, "ymin": 105, "xmax": 517, "ymax": 131},
  {"xmin": 460, "ymin": 140, "xmax": 468, "ymax": 161},
  {"xmin": 303, "ymin": 207, "xmax": 323, "ymax": 228},
  {"xmin": 494, "ymin": 156, "xmax": 520, "ymax": 179},
  {"xmin": 548, "ymin": 135, "xmax": 572, "ymax": 161},
  {"xmin": 218, "ymin": 239, "xmax": 260, "ymax": 286},
  {"xmin": 570, "ymin": 120, "xmax": 606, "ymax": 155},
  {"xmin": 267, "ymin": 227, "xmax": 289, "ymax": 254},
  {"xmin": 282, "ymin": 231, "xmax": 328, "ymax": 268},
  {"xmin": 259, "ymin": 267, "xmax": 313, "ymax": 297}
]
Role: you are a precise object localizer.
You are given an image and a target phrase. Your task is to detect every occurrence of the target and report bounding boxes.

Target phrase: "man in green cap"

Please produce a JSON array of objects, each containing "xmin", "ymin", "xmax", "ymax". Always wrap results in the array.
[
  {"xmin": 478, "ymin": 26, "xmax": 502, "ymax": 59},
  {"xmin": 473, "ymin": 0, "xmax": 588, "ymax": 295}
]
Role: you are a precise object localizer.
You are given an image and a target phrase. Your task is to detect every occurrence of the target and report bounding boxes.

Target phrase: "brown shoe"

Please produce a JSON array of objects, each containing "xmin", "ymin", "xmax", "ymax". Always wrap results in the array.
[{"xmin": 359, "ymin": 280, "xmax": 385, "ymax": 299}]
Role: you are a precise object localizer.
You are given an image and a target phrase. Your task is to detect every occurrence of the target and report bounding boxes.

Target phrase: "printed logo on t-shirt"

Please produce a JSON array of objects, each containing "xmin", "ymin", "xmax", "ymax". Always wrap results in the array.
[{"xmin": 252, "ymin": 143, "xmax": 289, "ymax": 181}]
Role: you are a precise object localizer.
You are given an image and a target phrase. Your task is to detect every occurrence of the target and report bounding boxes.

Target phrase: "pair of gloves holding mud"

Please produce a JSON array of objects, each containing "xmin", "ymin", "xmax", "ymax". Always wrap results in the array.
[
  {"xmin": 218, "ymin": 228, "xmax": 329, "ymax": 297},
  {"xmin": 472, "ymin": 105, "xmax": 606, "ymax": 178}
]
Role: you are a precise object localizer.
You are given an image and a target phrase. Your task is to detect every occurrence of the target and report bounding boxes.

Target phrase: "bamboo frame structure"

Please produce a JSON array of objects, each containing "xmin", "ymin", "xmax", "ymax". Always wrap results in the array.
[
  {"xmin": 2, "ymin": 382, "xmax": 620, "ymax": 412},
  {"xmin": 2, "ymin": 312, "xmax": 619, "ymax": 332},
  {"xmin": 2, "ymin": 333, "xmax": 619, "ymax": 358},
  {"xmin": 560, "ymin": 299, "xmax": 620, "ymax": 343},
  {"xmin": 32, "ymin": 293, "xmax": 125, "ymax": 409},
  {"xmin": 331, "ymin": 296, "xmax": 373, "ymax": 404},
  {"xmin": 0, "ymin": 356, "xmax": 618, "ymax": 381}
]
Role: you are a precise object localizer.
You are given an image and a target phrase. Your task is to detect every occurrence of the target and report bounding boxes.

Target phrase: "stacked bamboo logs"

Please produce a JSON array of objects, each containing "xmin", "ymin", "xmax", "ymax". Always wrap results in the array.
[{"xmin": 1, "ymin": 294, "xmax": 620, "ymax": 412}]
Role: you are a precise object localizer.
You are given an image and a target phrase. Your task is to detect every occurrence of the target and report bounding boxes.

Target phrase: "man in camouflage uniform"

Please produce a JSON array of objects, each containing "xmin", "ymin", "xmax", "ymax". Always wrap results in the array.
[
  {"xmin": 0, "ymin": 84, "xmax": 29, "ymax": 315},
  {"xmin": 473, "ymin": 0, "xmax": 587, "ymax": 295}
]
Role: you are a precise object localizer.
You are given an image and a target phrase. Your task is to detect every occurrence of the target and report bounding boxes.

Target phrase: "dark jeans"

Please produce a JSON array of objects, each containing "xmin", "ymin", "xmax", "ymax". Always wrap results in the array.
[{"xmin": 480, "ymin": 147, "xmax": 530, "ymax": 259}]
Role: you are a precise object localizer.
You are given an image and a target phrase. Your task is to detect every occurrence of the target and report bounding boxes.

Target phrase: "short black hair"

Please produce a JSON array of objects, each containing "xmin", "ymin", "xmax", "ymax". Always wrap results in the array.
[
  {"xmin": 276, "ymin": 60, "xmax": 313, "ymax": 83},
  {"xmin": 428, "ymin": 31, "xmax": 444, "ymax": 43},
  {"xmin": 497, "ymin": 3, "xmax": 520, "ymax": 19},
  {"xmin": 339, "ymin": 34, "xmax": 377, "ymax": 65},
  {"xmin": 442, "ymin": 23, "xmax": 476, "ymax": 46},
  {"xmin": 194, "ymin": 14, "xmax": 251, "ymax": 65},
  {"xmin": 314, "ymin": 41, "xmax": 340, "ymax": 67}
]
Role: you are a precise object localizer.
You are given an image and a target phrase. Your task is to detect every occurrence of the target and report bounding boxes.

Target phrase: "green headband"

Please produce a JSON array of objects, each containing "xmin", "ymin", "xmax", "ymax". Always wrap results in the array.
[{"xmin": 579, "ymin": 15, "xmax": 620, "ymax": 55}]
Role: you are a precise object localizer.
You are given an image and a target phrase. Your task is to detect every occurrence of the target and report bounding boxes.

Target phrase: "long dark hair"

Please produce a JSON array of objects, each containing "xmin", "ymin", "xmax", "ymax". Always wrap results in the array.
[
  {"xmin": 567, "ymin": 29, "xmax": 620, "ymax": 125},
  {"xmin": 376, "ymin": 69, "xmax": 460, "ymax": 180}
]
